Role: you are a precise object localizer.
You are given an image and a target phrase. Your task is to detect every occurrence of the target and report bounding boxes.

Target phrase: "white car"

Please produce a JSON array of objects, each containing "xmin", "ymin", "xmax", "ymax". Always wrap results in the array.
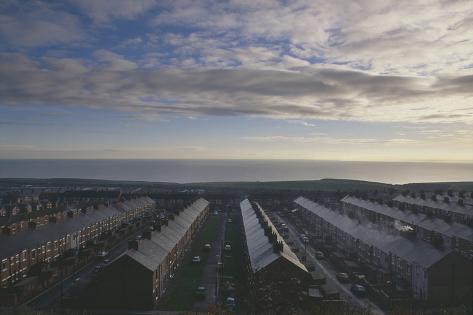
[
  {"xmin": 192, "ymin": 256, "xmax": 201, "ymax": 263},
  {"xmin": 224, "ymin": 244, "xmax": 232, "ymax": 251}
]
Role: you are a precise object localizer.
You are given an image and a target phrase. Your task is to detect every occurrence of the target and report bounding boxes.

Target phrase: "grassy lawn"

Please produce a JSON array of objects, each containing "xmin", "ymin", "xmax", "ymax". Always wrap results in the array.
[
  {"xmin": 158, "ymin": 214, "xmax": 220, "ymax": 310},
  {"xmin": 222, "ymin": 213, "xmax": 250, "ymax": 311}
]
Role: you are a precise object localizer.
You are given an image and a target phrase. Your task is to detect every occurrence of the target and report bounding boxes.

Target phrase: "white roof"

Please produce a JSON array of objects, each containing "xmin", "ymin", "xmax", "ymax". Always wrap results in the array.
[
  {"xmin": 393, "ymin": 195, "xmax": 473, "ymax": 217},
  {"xmin": 240, "ymin": 199, "xmax": 307, "ymax": 273},
  {"xmin": 342, "ymin": 196, "xmax": 473, "ymax": 242},
  {"xmin": 296, "ymin": 196, "xmax": 449, "ymax": 268},
  {"xmin": 126, "ymin": 198, "xmax": 209, "ymax": 271}
]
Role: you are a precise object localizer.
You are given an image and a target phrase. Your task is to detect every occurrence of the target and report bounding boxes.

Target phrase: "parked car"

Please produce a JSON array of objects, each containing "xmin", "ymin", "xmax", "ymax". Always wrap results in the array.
[
  {"xmin": 224, "ymin": 244, "xmax": 232, "ymax": 251},
  {"xmin": 93, "ymin": 265, "xmax": 102, "ymax": 275},
  {"xmin": 315, "ymin": 251, "xmax": 325, "ymax": 260},
  {"xmin": 351, "ymin": 272, "xmax": 367, "ymax": 283},
  {"xmin": 97, "ymin": 251, "xmax": 108, "ymax": 258},
  {"xmin": 195, "ymin": 285, "xmax": 207, "ymax": 298},
  {"xmin": 192, "ymin": 256, "xmax": 201, "ymax": 263},
  {"xmin": 203, "ymin": 243, "xmax": 212, "ymax": 251},
  {"xmin": 351, "ymin": 284, "xmax": 367, "ymax": 297},
  {"xmin": 336, "ymin": 272, "xmax": 350, "ymax": 283},
  {"xmin": 225, "ymin": 296, "xmax": 236, "ymax": 310}
]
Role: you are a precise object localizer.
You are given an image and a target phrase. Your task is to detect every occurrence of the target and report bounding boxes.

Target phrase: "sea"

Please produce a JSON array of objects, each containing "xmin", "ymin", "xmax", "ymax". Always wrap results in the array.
[{"xmin": 0, "ymin": 159, "xmax": 472, "ymax": 184}]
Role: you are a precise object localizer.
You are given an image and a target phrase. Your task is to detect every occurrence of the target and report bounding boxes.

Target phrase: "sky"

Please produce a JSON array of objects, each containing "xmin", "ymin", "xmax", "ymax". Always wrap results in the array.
[{"xmin": 0, "ymin": 0, "xmax": 472, "ymax": 161}]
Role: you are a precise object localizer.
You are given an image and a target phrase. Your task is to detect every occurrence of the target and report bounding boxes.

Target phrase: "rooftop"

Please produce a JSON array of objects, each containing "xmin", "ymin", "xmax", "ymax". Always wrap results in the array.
[
  {"xmin": 393, "ymin": 195, "xmax": 473, "ymax": 217},
  {"xmin": 240, "ymin": 199, "xmax": 307, "ymax": 273},
  {"xmin": 342, "ymin": 196, "xmax": 473, "ymax": 242},
  {"xmin": 296, "ymin": 196, "xmax": 449, "ymax": 268},
  {"xmin": 126, "ymin": 198, "xmax": 209, "ymax": 271},
  {"xmin": 0, "ymin": 197, "xmax": 156, "ymax": 260}
]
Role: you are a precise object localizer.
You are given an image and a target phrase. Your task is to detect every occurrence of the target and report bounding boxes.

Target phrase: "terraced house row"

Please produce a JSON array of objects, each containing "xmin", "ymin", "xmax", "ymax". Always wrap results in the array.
[
  {"xmin": 341, "ymin": 195, "xmax": 473, "ymax": 251},
  {"xmin": 240, "ymin": 199, "xmax": 309, "ymax": 312},
  {"xmin": 393, "ymin": 193, "xmax": 473, "ymax": 226},
  {"xmin": 96, "ymin": 198, "xmax": 209, "ymax": 309},
  {"xmin": 0, "ymin": 197, "xmax": 155, "ymax": 286},
  {"xmin": 295, "ymin": 196, "xmax": 473, "ymax": 306}
]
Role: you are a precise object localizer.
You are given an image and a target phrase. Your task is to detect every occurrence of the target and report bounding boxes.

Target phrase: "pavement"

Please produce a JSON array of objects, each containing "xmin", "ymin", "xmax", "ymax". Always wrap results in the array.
[
  {"xmin": 275, "ymin": 213, "xmax": 386, "ymax": 315},
  {"xmin": 192, "ymin": 213, "xmax": 226, "ymax": 312},
  {"xmin": 26, "ymin": 225, "xmax": 150, "ymax": 309}
]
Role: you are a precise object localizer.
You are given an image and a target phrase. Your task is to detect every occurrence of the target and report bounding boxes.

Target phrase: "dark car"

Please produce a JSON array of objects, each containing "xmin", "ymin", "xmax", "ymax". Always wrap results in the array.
[
  {"xmin": 351, "ymin": 272, "xmax": 367, "ymax": 283},
  {"xmin": 195, "ymin": 285, "xmax": 207, "ymax": 298},
  {"xmin": 315, "ymin": 251, "xmax": 325, "ymax": 259},
  {"xmin": 351, "ymin": 284, "xmax": 367, "ymax": 297},
  {"xmin": 336, "ymin": 272, "xmax": 350, "ymax": 283}
]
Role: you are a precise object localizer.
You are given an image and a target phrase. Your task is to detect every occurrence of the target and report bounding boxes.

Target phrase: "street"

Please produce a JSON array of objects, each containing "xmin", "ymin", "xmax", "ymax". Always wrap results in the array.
[
  {"xmin": 275, "ymin": 213, "xmax": 386, "ymax": 315},
  {"xmin": 192, "ymin": 212, "xmax": 226, "ymax": 312}
]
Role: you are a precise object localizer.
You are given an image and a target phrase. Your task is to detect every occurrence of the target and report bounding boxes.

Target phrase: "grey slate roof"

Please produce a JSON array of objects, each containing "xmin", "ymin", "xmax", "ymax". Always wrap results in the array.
[
  {"xmin": 126, "ymin": 198, "xmax": 209, "ymax": 271},
  {"xmin": 0, "ymin": 197, "xmax": 156, "ymax": 260},
  {"xmin": 296, "ymin": 196, "xmax": 449, "ymax": 269},
  {"xmin": 393, "ymin": 195, "xmax": 473, "ymax": 217},
  {"xmin": 240, "ymin": 199, "xmax": 307, "ymax": 274},
  {"xmin": 342, "ymin": 196, "xmax": 473, "ymax": 242}
]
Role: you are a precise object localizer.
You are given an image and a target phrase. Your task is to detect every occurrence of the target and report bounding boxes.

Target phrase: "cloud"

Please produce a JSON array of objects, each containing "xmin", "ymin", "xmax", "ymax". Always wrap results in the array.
[
  {"xmin": 1, "ymin": 53, "xmax": 472, "ymax": 124},
  {"xmin": 152, "ymin": 0, "xmax": 473, "ymax": 76},
  {"xmin": 0, "ymin": 3, "xmax": 84, "ymax": 47},
  {"xmin": 70, "ymin": 0, "xmax": 158, "ymax": 23},
  {"xmin": 242, "ymin": 135, "xmax": 419, "ymax": 145},
  {"xmin": 93, "ymin": 50, "xmax": 137, "ymax": 71}
]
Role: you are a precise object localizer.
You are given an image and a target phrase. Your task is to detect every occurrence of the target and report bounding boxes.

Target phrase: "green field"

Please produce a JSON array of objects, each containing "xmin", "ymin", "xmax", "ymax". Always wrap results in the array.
[{"xmin": 158, "ymin": 215, "xmax": 220, "ymax": 310}]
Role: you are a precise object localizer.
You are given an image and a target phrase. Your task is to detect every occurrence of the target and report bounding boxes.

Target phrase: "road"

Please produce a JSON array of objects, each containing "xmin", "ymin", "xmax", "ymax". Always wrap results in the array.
[
  {"xmin": 26, "ymin": 225, "xmax": 149, "ymax": 309},
  {"xmin": 275, "ymin": 214, "xmax": 386, "ymax": 315},
  {"xmin": 192, "ymin": 213, "xmax": 226, "ymax": 312}
]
